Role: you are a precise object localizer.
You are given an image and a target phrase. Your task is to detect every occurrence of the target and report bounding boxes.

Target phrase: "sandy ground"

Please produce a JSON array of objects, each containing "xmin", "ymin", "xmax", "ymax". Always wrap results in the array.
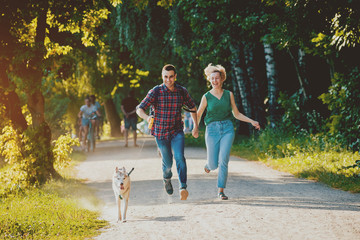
[{"xmin": 76, "ymin": 137, "xmax": 360, "ymax": 240}]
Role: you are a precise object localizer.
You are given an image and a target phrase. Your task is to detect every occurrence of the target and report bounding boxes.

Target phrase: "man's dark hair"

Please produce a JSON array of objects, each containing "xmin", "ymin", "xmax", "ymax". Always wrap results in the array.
[
  {"xmin": 90, "ymin": 94, "xmax": 96, "ymax": 100},
  {"xmin": 162, "ymin": 64, "xmax": 176, "ymax": 74}
]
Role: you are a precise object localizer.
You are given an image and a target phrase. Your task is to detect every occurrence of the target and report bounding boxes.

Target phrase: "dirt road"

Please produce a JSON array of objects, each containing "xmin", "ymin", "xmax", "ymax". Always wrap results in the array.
[{"xmin": 76, "ymin": 137, "xmax": 360, "ymax": 240}]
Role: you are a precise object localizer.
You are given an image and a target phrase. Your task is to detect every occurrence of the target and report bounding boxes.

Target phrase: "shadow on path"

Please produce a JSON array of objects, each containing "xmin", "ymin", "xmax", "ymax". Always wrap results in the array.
[{"xmin": 88, "ymin": 174, "xmax": 360, "ymax": 212}]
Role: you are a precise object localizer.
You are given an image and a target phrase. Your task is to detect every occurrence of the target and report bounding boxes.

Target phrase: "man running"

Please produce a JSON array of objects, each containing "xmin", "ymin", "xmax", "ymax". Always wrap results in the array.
[
  {"xmin": 136, "ymin": 64, "xmax": 199, "ymax": 200},
  {"xmin": 121, "ymin": 90, "xmax": 139, "ymax": 147},
  {"xmin": 78, "ymin": 97, "xmax": 101, "ymax": 151}
]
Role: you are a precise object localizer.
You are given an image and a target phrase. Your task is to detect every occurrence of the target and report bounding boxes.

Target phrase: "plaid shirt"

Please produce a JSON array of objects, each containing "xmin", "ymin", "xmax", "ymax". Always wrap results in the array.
[{"xmin": 138, "ymin": 83, "xmax": 196, "ymax": 140}]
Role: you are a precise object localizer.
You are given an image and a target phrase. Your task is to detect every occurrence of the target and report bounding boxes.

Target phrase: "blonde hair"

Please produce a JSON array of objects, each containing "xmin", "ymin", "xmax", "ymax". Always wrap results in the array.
[{"xmin": 204, "ymin": 64, "xmax": 226, "ymax": 81}]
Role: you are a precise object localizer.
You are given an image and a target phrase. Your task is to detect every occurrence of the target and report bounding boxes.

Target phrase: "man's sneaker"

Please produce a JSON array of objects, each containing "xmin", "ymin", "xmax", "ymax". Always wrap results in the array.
[
  {"xmin": 180, "ymin": 188, "xmax": 189, "ymax": 200},
  {"xmin": 164, "ymin": 179, "xmax": 173, "ymax": 195}
]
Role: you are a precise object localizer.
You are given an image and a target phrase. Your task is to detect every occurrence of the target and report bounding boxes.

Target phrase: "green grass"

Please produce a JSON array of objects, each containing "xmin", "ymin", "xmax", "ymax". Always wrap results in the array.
[
  {"xmin": 262, "ymin": 150, "xmax": 360, "ymax": 192},
  {"xmin": 185, "ymin": 128, "xmax": 360, "ymax": 193},
  {"xmin": 0, "ymin": 151, "xmax": 108, "ymax": 239}
]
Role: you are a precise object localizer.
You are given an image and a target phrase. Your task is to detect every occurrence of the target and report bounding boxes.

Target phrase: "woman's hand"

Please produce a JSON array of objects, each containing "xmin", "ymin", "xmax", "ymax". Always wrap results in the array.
[
  {"xmin": 251, "ymin": 121, "xmax": 260, "ymax": 130},
  {"xmin": 192, "ymin": 126, "xmax": 199, "ymax": 138}
]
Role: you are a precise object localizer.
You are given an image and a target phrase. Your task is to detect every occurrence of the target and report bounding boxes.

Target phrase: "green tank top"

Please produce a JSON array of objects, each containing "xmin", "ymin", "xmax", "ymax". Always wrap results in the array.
[{"xmin": 204, "ymin": 90, "xmax": 233, "ymax": 125}]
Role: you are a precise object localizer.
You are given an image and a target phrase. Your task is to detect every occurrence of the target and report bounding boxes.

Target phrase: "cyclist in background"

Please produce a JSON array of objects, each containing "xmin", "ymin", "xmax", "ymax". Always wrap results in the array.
[
  {"xmin": 78, "ymin": 96, "xmax": 101, "ymax": 151},
  {"xmin": 90, "ymin": 95, "xmax": 102, "ymax": 139}
]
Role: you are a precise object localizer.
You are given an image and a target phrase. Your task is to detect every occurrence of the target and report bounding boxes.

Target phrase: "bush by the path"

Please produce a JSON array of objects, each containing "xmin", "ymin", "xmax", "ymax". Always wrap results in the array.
[
  {"xmin": 0, "ymin": 152, "xmax": 108, "ymax": 239},
  {"xmin": 185, "ymin": 127, "xmax": 360, "ymax": 193}
]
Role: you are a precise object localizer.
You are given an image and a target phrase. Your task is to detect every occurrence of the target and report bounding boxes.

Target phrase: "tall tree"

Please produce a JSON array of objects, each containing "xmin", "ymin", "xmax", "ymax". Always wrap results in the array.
[
  {"xmin": 263, "ymin": 43, "xmax": 279, "ymax": 127},
  {"xmin": 0, "ymin": 0, "xmax": 110, "ymax": 183}
]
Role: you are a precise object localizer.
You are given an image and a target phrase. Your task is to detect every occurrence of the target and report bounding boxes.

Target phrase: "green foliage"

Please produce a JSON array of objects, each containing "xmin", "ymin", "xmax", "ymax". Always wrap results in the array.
[
  {"xmin": 319, "ymin": 68, "xmax": 360, "ymax": 150},
  {"xmin": 184, "ymin": 130, "xmax": 206, "ymax": 148},
  {"xmin": 188, "ymin": 126, "xmax": 360, "ymax": 192},
  {"xmin": 0, "ymin": 126, "xmax": 79, "ymax": 197},
  {"xmin": 234, "ymin": 127, "xmax": 360, "ymax": 192},
  {"xmin": 278, "ymin": 91, "xmax": 326, "ymax": 133},
  {"xmin": 43, "ymin": 75, "xmax": 72, "ymax": 137},
  {"xmin": 265, "ymin": 150, "xmax": 360, "ymax": 192},
  {"xmin": 0, "ymin": 144, "xmax": 107, "ymax": 239},
  {"xmin": 53, "ymin": 134, "xmax": 80, "ymax": 170}
]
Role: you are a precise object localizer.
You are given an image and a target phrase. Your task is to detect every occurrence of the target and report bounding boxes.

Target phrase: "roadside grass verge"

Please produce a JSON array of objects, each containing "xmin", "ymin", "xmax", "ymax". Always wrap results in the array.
[
  {"xmin": 0, "ymin": 151, "xmax": 108, "ymax": 239},
  {"xmin": 185, "ymin": 128, "xmax": 360, "ymax": 193},
  {"xmin": 262, "ymin": 150, "xmax": 360, "ymax": 192}
]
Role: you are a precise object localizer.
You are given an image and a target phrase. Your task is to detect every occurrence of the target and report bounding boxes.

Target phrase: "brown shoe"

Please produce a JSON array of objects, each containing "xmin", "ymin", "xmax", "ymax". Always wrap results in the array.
[{"xmin": 180, "ymin": 188, "xmax": 189, "ymax": 200}]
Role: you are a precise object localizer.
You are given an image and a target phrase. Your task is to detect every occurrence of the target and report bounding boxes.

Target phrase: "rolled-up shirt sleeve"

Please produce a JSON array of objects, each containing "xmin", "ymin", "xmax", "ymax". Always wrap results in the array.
[
  {"xmin": 183, "ymin": 88, "xmax": 196, "ymax": 109},
  {"xmin": 137, "ymin": 88, "xmax": 156, "ymax": 111}
]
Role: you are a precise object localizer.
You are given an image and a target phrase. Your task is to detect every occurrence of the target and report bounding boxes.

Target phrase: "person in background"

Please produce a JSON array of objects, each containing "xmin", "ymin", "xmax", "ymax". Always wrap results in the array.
[
  {"xmin": 121, "ymin": 90, "xmax": 139, "ymax": 147},
  {"xmin": 78, "ymin": 96, "xmax": 101, "ymax": 151},
  {"xmin": 90, "ymin": 95, "xmax": 102, "ymax": 139},
  {"xmin": 197, "ymin": 64, "xmax": 260, "ymax": 200},
  {"xmin": 136, "ymin": 64, "xmax": 199, "ymax": 200},
  {"xmin": 184, "ymin": 111, "xmax": 193, "ymax": 133}
]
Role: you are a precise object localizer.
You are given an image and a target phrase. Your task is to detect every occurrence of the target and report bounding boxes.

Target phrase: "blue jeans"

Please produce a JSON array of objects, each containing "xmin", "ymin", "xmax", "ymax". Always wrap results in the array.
[
  {"xmin": 205, "ymin": 120, "xmax": 235, "ymax": 188},
  {"xmin": 155, "ymin": 132, "xmax": 187, "ymax": 189}
]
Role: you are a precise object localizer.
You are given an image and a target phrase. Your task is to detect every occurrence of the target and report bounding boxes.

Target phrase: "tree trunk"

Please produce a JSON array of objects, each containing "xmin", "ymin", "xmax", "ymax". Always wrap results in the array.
[
  {"xmin": 0, "ymin": 61, "xmax": 28, "ymax": 131},
  {"xmin": 231, "ymin": 71, "xmax": 249, "ymax": 135},
  {"xmin": 298, "ymin": 48, "xmax": 310, "ymax": 96},
  {"xmin": 231, "ymin": 71, "xmax": 241, "ymax": 134},
  {"xmin": 25, "ymin": 1, "xmax": 60, "ymax": 182},
  {"xmin": 326, "ymin": 56, "xmax": 335, "ymax": 80},
  {"xmin": 287, "ymin": 47, "xmax": 308, "ymax": 101},
  {"xmin": 26, "ymin": 89, "xmax": 46, "ymax": 127},
  {"xmin": 244, "ymin": 43, "xmax": 266, "ymax": 128},
  {"xmin": 263, "ymin": 43, "xmax": 279, "ymax": 128},
  {"xmin": 26, "ymin": 0, "xmax": 47, "ymax": 128},
  {"xmin": 230, "ymin": 44, "xmax": 253, "ymax": 119},
  {"xmin": 104, "ymin": 98, "xmax": 122, "ymax": 137}
]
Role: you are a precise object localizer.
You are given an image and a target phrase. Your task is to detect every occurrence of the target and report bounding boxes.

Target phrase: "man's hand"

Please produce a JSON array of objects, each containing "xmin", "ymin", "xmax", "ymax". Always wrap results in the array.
[{"xmin": 192, "ymin": 126, "xmax": 199, "ymax": 138}]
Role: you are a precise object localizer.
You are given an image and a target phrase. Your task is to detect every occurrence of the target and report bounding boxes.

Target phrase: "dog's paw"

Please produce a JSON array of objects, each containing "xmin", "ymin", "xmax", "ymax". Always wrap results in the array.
[{"xmin": 122, "ymin": 220, "xmax": 127, "ymax": 223}]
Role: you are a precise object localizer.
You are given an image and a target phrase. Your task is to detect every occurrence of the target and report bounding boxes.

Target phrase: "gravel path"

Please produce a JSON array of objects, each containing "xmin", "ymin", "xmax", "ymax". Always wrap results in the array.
[{"xmin": 76, "ymin": 137, "xmax": 360, "ymax": 240}]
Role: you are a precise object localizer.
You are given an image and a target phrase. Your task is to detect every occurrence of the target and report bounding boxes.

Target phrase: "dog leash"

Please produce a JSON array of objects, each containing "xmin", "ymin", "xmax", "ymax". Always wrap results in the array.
[
  {"xmin": 128, "ymin": 167, "xmax": 134, "ymax": 176},
  {"xmin": 182, "ymin": 106, "xmax": 196, "ymax": 113},
  {"xmin": 127, "ymin": 135, "xmax": 148, "ymax": 174}
]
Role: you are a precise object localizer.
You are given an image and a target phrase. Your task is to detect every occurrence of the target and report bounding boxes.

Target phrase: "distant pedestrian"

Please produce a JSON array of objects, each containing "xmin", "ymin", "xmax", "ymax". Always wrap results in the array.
[
  {"xmin": 184, "ymin": 111, "xmax": 193, "ymax": 133},
  {"xmin": 136, "ymin": 64, "xmax": 199, "ymax": 200},
  {"xmin": 90, "ymin": 95, "xmax": 102, "ymax": 139},
  {"xmin": 121, "ymin": 90, "xmax": 139, "ymax": 147},
  {"xmin": 197, "ymin": 64, "xmax": 260, "ymax": 200}
]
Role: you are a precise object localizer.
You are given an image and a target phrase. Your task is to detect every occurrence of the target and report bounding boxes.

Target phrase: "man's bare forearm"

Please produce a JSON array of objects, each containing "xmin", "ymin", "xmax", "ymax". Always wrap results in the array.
[
  {"xmin": 190, "ymin": 110, "xmax": 198, "ymax": 129},
  {"xmin": 136, "ymin": 108, "xmax": 150, "ymax": 121}
]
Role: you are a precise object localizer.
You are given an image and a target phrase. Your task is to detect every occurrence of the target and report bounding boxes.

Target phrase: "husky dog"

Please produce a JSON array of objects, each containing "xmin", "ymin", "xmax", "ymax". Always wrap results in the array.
[{"xmin": 112, "ymin": 167, "xmax": 132, "ymax": 222}]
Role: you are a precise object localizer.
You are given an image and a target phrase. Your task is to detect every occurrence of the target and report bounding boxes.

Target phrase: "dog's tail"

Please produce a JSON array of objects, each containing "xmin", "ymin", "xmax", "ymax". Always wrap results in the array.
[{"xmin": 128, "ymin": 168, "xmax": 134, "ymax": 176}]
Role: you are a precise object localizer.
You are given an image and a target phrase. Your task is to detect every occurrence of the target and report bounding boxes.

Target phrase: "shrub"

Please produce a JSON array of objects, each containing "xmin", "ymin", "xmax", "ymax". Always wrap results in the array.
[
  {"xmin": 278, "ymin": 91, "xmax": 326, "ymax": 134},
  {"xmin": 0, "ymin": 126, "xmax": 79, "ymax": 197},
  {"xmin": 53, "ymin": 134, "xmax": 80, "ymax": 170},
  {"xmin": 319, "ymin": 68, "xmax": 360, "ymax": 151}
]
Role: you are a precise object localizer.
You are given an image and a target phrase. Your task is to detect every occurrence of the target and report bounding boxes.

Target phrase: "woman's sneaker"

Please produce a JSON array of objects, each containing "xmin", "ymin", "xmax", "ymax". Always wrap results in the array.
[
  {"xmin": 180, "ymin": 188, "xmax": 189, "ymax": 200},
  {"xmin": 164, "ymin": 179, "xmax": 173, "ymax": 195}
]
